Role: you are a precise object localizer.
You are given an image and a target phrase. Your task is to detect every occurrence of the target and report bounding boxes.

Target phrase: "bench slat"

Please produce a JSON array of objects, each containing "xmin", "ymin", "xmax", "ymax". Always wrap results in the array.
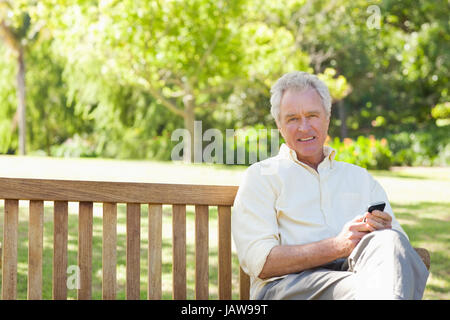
[
  {"xmin": 2, "ymin": 199, "xmax": 19, "ymax": 300},
  {"xmin": 53, "ymin": 201, "xmax": 68, "ymax": 300},
  {"xmin": 0, "ymin": 177, "xmax": 237, "ymax": 206},
  {"xmin": 148, "ymin": 204, "xmax": 162, "ymax": 300},
  {"xmin": 28, "ymin": 200, "xmax": 44, "ymax": 300},
  {"xmin": 218, "ymin": 205, "xmax": 232, "ymax": 300},
  {"xmin": 172, "ymin": 204, "xmax": 186, "ymax": 300},
  {"xmin": 195, "ymin": 205, "xmax": 209, "ymax": 299},
  {"xmin": 102, "ymin": 202, "xmax": 117, "ymax": 300},
  {"xmin": 78, "ymin": 201, "xmax": 93, "ymax": 300},
  {"xmin": 126, "ymin": 203, "xmax": 141, "ymax": 300},
  {"xmin": 239, "ymin": 267, "xmax": 250, "ymax": 300}
]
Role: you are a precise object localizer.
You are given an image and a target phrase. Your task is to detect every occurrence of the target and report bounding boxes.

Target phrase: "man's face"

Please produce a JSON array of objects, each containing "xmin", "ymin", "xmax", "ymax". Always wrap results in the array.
[{"xmin": 277, "ymin": 87, "xmax": 330, "ymax": 167}]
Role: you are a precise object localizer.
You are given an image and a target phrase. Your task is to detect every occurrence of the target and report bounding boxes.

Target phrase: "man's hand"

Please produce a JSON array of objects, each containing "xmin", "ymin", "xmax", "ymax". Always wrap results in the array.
[
  {"xmin": 363, "ymin": 210, "xmax": 392, "ymax": 232},
  {"xmin": 334, "ymin": 216, "xmax": 370, "ymax": 258}
]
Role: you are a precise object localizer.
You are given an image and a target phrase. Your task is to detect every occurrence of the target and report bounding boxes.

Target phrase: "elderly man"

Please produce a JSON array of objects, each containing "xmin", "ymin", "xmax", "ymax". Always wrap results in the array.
[{"xmin": 231, "ymin": 71, "xmax": 429, "ymax": 300}]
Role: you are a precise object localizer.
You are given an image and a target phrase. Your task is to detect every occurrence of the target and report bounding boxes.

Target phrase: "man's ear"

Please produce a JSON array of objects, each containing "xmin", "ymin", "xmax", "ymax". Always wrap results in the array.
[
  {"xmin": 277, "ymin": 123, "xmax": 286, "ymax": 142},
  {"xmin": 276, "ymin": 123, "xmax": 282, "ymax": 135},
  {"xmin": 275, "ymin": 118, "xmax": 281, "ymax": 130}
]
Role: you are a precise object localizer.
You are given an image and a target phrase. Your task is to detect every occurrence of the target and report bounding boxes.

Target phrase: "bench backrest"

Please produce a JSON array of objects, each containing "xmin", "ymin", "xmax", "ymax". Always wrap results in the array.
[{"xmin": 0, "ymin": 177, "xmax": 250, "ymax": 300}]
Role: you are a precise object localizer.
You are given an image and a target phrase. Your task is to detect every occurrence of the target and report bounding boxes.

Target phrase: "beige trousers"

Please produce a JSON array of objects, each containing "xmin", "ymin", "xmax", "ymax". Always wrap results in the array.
[{"xmin": 257, "ymin": 229, "xmax": 429, "ymax": 300}]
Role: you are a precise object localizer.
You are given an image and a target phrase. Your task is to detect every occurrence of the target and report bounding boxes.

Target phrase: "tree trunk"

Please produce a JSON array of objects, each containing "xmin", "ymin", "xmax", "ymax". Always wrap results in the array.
[
  {"xmin": 337, "ymin": 100, "xmax": 348, "ymax": 139},
  {"xmin": 17, "ymin": 46, "xmax": 26, "ymax": 155},
  {"xmin": 182, "ymin": 95, "xmax": 195, "ymax": 163}
]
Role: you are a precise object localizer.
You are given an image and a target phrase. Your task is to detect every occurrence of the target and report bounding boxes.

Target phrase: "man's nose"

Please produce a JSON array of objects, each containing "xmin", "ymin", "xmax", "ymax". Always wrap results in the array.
[{"xmin": 297, "ymin": 119, "xmax": 310, "ymax": 132}]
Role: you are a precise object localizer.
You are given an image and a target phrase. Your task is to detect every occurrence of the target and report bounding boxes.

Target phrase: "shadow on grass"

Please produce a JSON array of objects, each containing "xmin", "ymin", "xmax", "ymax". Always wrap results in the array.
[
  {"xmin": 392, "ymin": 201, "xmax": 450, "ymax": 299},
  {"xmin": 370, "ymin": 170, "xmax": 431, "ymax": 180},
  {"xmin": 0, "ymin": 202, "xmax": 240, "ymax": 300}
]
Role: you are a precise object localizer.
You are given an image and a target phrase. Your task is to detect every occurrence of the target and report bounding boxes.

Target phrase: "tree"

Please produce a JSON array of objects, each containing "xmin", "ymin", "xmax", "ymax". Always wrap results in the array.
[
  {"xmin": 42, "ymin": 0, "xmax": 249, "ymax": 161},
  {"xmin": 278, "ymin": 0, "xmax": 449, "ymax": 137},
  {"xmin": 11, "ymin": 0, "xmax": 445, "ymax": 165},
  {"xmin": 0, "ymin": 1, "xmax": 34, "ymax": 154}
]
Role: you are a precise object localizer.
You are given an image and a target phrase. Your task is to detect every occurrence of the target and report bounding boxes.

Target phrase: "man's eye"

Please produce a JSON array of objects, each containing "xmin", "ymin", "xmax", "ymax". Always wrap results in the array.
[{"xmin": 288, "ymin": 118, "xmax": 297, "ymax": 122}]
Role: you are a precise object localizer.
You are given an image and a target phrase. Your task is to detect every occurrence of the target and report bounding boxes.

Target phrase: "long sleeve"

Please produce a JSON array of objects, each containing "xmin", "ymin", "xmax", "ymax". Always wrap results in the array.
[{"xmin": 231, "ymin": 163, "xmax": 280, "ymax": 279}]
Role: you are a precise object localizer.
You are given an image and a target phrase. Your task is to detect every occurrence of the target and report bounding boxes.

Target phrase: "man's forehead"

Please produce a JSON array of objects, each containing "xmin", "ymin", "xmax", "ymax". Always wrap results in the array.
[
  {"xmin": 281, "ymin": 103, "xmax": 325, "ymax": 117},
  {"xmin": 280, "ymin": 88, "xmax": 325, "ymax": 115},
  {"xmin": 283, "ymin": 110, "xmax": 321, "ymax": 117}
]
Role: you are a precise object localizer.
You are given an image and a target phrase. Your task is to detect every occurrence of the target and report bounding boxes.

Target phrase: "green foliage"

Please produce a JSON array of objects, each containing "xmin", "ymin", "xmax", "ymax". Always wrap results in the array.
[
  {"xmin": 387, "ymin": 126, "xmax": 450, "ymax": 166},
  {"xmin": 328, "ymin": 135, "xmax": 393, "ymax": 170},
  {"xmin": 224, "ymin": 124, "xmax": 281, "ymax": 165},
  {"xmin": 0, "ymin": 0, "xmax": 447, "ymax": 167},
  {"xmin": 431, "ymin": 102, "xmax": 450, "ymax": 119},
  {"xmin": 50, "ymin": 133, "xmax": 97, "ymax": 158},
  {"xmin": 0, "ymin": 45, "xmax": 17, "ymax": 153},
  {"xmin": 318, "ymin": 68, "xmax": 351, "ymax": 102},
  {"xmin": 0, "ymin": 37, "xmax": 85, "ymax": 155}
]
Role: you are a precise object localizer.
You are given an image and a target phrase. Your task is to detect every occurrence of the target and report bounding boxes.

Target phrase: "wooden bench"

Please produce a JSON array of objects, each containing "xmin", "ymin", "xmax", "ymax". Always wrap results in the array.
[
  {"xmin": 0, "ymin": 177, "xmax": 430, "ymax": 300},
  {"xmin": 0, "ymin": 177, "xmax": 250, "ymax": 300}
]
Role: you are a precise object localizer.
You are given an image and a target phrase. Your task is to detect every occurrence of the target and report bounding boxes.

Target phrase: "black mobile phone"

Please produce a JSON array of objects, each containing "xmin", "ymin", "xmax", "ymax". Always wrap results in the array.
[{"xmin": 368, "ymin": 201, "xmax": 386, "ymax": 213}]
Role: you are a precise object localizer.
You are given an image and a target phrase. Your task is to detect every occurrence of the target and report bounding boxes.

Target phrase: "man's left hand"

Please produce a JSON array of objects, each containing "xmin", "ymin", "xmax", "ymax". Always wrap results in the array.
[{"xmin": 363, "ymin": 210, "xmax": 392, "ymax": 232}]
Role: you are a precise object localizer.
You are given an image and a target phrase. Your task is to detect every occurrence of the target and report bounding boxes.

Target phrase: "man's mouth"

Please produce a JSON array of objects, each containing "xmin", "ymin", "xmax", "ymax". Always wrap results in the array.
[{"xmin": 297, "ymin": 136, "xmax": 315, "ymax": 142}]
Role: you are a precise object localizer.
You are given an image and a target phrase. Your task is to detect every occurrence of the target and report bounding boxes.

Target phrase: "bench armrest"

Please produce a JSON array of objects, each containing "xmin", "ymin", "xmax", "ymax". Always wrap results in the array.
[{"xmin": 414, "ymin": 247, "xmax": 430, "ymax": 270}]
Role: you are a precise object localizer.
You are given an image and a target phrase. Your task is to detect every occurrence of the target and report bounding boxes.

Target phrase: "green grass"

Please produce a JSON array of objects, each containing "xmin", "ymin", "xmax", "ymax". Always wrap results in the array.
[
  {"xmin": 389, "ymin": 202, "xmax": 449, "ymax": 299},
  {"xmin": 0, "ymin": 155, "xmax": 448, "ymax": 299}
]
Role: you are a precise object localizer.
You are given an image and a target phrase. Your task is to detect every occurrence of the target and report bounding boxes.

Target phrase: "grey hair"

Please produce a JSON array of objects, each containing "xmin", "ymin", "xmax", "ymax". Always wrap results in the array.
[{"xmin": 270, "ymin": 71, "xmax": 332, "ymax": 123}]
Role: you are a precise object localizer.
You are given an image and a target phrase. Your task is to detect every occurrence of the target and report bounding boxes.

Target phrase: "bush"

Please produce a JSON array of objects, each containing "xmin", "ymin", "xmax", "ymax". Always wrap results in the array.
[
  {"xmin": 327, "ymin": 135, "xmax": 393, "ymax": 170},
  {"xmin": 387, "ymin": 126, "xmax": 450, "ymax": 166},
  {"xmin": 50, "ymin": 134, "xmax": 98, "ymax": 158},
  {"xmin": 225, "ymin": 124, "xmax": 279, "ymax": 165}
]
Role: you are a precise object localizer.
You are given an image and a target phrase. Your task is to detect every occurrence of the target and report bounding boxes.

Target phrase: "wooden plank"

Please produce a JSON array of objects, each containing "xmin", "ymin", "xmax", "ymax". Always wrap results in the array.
[
  {"xmin": 2, "ymin": 199, "xmax": 19, "ymax": 300},
  {"xmin": 172, "ymin": 204, "xmax": 186, "ymax": 300},
  {"xmin": 148, "ymin": 204, "xmax": 162, "ymax": 300},
  {"xmin": 195, "ymin": 205, "xmax": 209, "ymax": 300},
  {"xmin": 218, "ymin": 205, "xmax": 232, "ymax": 300},
  {"xmin": 102, "ymin": 202, "xmax": 117, "ymax": 300},
  {"xmin": 28, "ymin": 200, "xmax": 44, "ymax": 300},
  {"xmin": 78, "ymin": 201, "xmax": 93, "ymax": 300},
  {"xmin": 126, "ymin": 203, "xmax": 141, "ymax": 300},
  {"xmin": 0, "ymin": 177, "xmax": 238, "ymax": 206},
  {"xmin": 239, "ymin": 267, "xmax": 250, "ymax": 300},
  {"xmin": 53, "ymin": 201, "xmax": 68, "ymax": 300}
]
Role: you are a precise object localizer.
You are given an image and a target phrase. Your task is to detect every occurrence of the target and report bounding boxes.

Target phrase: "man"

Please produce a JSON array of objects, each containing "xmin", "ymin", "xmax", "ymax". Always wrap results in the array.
[{"xmin": 231, "ymin": 71, "xmax": 429, "ymax": 300}]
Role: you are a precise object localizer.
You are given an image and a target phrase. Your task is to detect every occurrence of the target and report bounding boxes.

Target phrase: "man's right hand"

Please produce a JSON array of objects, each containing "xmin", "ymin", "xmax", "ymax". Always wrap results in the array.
[
  {"xmin": 334, "ymin": 216, "xmax": 371, "ymax": 258},
  {"xmin": 258, "ymin": 216, "xmax": 372, "ymax": 280}
]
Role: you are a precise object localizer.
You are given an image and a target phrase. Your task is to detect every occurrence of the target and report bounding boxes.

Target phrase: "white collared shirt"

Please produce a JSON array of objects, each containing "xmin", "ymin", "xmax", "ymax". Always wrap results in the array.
[{"xmin": 231, "ymin": 143, "xmax": 407, "ymax": 299}]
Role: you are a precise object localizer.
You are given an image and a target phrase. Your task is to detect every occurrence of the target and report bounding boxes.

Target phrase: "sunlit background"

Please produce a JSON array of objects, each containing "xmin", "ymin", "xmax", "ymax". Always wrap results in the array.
[{"xmin": 0, "ymin": 0, "xmax": 448, "ymax": 300}]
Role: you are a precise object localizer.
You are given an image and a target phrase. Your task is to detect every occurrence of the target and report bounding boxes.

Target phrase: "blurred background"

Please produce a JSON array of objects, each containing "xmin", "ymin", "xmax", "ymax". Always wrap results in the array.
[
  {"xmin": 0, "ymin": 0, "xmax": 449, "ymax": 300},
  {"xmin": 0, "ymin": 0, "xmax": 448, "ymax": 167}
]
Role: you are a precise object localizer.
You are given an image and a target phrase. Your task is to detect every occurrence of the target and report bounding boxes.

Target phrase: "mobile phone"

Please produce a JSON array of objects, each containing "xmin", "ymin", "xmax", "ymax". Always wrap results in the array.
[{"xmin": 368, "ymin": 201, "xmax": 386, "ymax": 213}]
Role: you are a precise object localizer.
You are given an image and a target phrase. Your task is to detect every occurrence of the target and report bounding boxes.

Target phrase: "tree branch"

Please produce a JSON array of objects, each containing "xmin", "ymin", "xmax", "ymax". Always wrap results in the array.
[
  {"xmin": 0, "ymin": 20, "xmax": 20, "ymax": 52},
  {"xmin": 126, "ymin": 50, "xmax": 187, "ymax": 119},
  {"xmin": 139, "ymin": 75, "xmax": 187, "ymax": 118}
]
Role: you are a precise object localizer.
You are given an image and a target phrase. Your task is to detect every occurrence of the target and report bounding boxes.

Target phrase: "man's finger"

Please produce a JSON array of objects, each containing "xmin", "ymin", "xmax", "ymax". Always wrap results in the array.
[
  {"xmin": 352, "ymin": 221, "xmax": 372, "ymax": 232},
  {"xmin": 366, "ymin": 213, "xmax": 384, "ymax": 224},
  {"xmin": 352, "ymin": 230, "xmax": 370, "ymax": 240},
  {"xmin": 365, "ymin": 215, "xmax": 393, "ymax": 231},
  {"xmin": 371, "ymin": 210, "xmax": 392, "ymax": 221},
  {"xmin": 365, "ymin": 217, "xmax": 384, "ymax": 230}
]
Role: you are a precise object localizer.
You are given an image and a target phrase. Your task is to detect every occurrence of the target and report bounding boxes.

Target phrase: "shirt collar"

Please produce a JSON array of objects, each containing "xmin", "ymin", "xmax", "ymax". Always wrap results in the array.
[{"xmin": 278, "ymin": 143, "xmax": 336, "ymax": 170}]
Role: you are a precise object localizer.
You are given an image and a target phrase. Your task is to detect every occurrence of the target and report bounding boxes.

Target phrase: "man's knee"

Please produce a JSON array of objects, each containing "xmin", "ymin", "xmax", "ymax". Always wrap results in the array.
[{"xmin": 367, "ymin": 229, "xmax": 410, "ymax": 249}]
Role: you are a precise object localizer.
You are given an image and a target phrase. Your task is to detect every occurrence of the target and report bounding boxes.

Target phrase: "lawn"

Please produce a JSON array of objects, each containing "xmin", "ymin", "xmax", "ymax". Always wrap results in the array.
[{"xmin": 0, "ymin": 155, "xmax": 449, "ymax": 299}]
